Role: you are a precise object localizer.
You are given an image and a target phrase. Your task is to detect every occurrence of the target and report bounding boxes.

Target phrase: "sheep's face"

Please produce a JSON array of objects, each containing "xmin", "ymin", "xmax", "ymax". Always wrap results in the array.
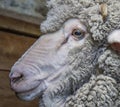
[{"xmin": 9, "ymin": 19, "xmax": 89, "ymax": 101}]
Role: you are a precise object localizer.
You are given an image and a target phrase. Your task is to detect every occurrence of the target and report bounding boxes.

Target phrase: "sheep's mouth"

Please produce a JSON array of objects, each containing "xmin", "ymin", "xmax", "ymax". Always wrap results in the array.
[
  {"xmin": 16, "ymin": 83, "xmax": 40, "ymax": 98},
  {"xmin": 11, "ymin": 77, "xmax": 40, "ymax": 92},
  {"xmin": 13, "ymin": 79, "xmax": 47, "ymax": 101},
  {"xmin": 11, "ymin": 69, "xmax": 63, "ymax": 101},
  {"xmin": 10, "ymin": 73, "xmax": 50, "ymax": 101}
]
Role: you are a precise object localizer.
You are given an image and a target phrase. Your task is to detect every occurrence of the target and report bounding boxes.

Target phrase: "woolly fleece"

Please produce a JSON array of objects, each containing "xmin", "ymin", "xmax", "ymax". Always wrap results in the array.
[{"xmin": 39, "ymin": 0, "xmax": 120, "ymax": 107}]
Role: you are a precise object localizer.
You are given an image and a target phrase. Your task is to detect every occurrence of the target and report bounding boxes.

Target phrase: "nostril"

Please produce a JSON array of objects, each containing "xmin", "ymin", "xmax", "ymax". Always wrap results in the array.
[
  {"xmin": 10, "ymin": 72, "xmax": 23, "ymax": 83},
  {"xmin": 12, "ymin": 75, "xmax": 23, "ymax": 83}
]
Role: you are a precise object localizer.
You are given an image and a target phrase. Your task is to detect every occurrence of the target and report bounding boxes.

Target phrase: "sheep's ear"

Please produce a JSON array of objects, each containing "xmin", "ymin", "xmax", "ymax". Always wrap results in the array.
[{"xmin": 108, "ymin": 30, "xmax": 120, "ymax": 52}]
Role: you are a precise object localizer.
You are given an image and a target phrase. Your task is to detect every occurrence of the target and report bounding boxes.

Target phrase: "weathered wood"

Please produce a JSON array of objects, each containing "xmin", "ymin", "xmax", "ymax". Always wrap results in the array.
[
  {"xmin": 0, "ymin": 0, "xmax": 47, "ymax": 18},
  {"xmin": 0, "ymin": 2, "xmax": 46, "ymax": 106},
  {"xmin": 0, "ymin": 8, "xmax": 44, "ymax": 25},
  {"xmin": 0, "ymin": 15, "xmax": 42, "ymax": 36},
  {"xmin": 0, "ymin": 71, "xmax": 38, "ymax": 107},
  {"xmin": 0, "ymin": 31, "xmax": 37, "ymax": 70}
]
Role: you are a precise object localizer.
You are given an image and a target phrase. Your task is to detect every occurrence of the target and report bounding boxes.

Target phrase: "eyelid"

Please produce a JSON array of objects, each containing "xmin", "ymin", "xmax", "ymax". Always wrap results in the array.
[
  {"xmin": 72, "ymin": 28, "xmax": 86, "ymax": 33},
  {"xmin": 76, "ymin": 24, "xmax": 87, "ymax": 32},
  {"xmin": 63, "ymin": 20, "xmax": 87, "ymax": 39}
]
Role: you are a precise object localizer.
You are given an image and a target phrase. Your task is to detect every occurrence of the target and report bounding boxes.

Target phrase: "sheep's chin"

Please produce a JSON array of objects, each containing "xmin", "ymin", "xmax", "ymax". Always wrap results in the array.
[{"xmin": 16, "ymin": 80, "xmax": 47, "ymax": 101}]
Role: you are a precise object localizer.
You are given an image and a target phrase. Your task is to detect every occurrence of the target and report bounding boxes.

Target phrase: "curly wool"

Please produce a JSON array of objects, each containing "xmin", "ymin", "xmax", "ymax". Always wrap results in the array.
[
  {"xmin": 41, "ymin": 0, "xmax": 120, "ymax": 78},
  {"xmin": 65, "ymin": 75, "xmax": 118, "ymax": 107},
  {"xmin": 98, "ymin": 50, "xmax": 120, "ymax": 82},
  {"xmin": 41, "ymin": 0, "xmax": 120, "ymax": 41},
  {"xmin": 39, "ymin": 0, "xmax": 120, "ymax": 107}
]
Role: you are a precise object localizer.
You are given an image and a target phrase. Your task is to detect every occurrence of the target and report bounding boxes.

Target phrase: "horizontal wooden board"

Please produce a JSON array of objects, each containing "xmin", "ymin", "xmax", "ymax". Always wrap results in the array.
[
  {"xmin": 0, "ymin": 8, "xmax": 44, "ymax": 25},
  {"xmin": 0, "ymin": 31, "xmax": 37, "ymax": 70},
  {"xmin": 0, "ymin": 71, "xmax": 39, "ymax": 107},
  {"xmin": 0, "ymin": 15, "xmax": 42, "ymax": 36}
]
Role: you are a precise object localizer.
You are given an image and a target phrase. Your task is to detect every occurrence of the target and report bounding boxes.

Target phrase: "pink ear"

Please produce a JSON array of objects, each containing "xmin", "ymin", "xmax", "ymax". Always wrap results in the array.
[
  {"xmin": 108, "ymin": 30, "xmax": 120, "ymax": 52},
  {"xmin": 111, "ymin": 43, "xmax": 120, "ymax": 52}
]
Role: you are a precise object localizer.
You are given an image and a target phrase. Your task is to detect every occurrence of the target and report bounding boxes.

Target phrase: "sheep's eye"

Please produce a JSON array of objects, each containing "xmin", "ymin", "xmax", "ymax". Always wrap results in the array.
[{"xmin": 72, "ymin": 29, "xmax": 85, "ymax": 40}]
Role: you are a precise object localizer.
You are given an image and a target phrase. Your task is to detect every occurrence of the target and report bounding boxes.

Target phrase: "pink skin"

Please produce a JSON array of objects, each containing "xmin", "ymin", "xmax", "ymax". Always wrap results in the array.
[
  {"xmin": 9, "ymin": 19, "xmax": 88, "ymax": 101},
  {"xmin": 111, "ymin": 43, "xmax": 120, "ymax": 52}
]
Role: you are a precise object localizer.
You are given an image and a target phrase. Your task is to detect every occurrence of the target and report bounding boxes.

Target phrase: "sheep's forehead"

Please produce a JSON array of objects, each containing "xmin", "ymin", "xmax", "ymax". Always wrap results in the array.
[{"xmin": 41, "ymin": 0, "xmax": 120, "ymax": 41}]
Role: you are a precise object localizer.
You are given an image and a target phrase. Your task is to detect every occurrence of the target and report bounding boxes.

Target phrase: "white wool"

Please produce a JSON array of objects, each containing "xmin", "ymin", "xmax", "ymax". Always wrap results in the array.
[
  {"xmin": 39, "ymin": 0, "xmax": 120, "ymax": 107},
  {"xmin": 108, "ymin": 30, "xmax": 120, "ymax": 43}
]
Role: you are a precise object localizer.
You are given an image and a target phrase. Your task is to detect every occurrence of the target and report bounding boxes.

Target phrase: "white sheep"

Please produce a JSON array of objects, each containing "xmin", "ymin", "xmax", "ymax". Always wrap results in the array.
[{"xmin": 9, "ymin": 0, "xmax": 120, "ymax": 107}]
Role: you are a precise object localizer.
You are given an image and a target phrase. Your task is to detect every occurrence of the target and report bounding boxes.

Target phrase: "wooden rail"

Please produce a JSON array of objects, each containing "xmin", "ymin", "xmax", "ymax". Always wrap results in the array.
[
  {"xmin": 0, "ymin": 14, "xmax": 42, "ymax": 36},
  {"xmin": 0, "ymin": 8, "xmax": 44, "ymax": 25},
  {"xmin": 0, "ymin": 7, "xmax": 44, "ymax": 107},
  {"xmin": 0, "ymin": 7, "xmax": 45, "ymax": 37}
]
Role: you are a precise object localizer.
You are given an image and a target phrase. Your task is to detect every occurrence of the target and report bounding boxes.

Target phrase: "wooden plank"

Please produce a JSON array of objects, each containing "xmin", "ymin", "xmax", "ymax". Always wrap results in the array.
[
  {"xmin": 0, "ymin": 15, "xmax": 42, "ymax": 36},
  {"xmin": 0, "ymin": 71, "xmax": 39, "ymax": 107},
  {"xmin": 0, "ymin": 8, "xmax": 44, "ymax": 25},
  {"xmin": 0, "ymin": 31, "xmax": 37, "ymax": 70}
]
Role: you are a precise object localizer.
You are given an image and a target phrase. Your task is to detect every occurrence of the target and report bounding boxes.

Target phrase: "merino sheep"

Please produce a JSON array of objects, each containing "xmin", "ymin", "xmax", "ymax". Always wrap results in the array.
[{"xmin": 9, "ymin": 0, "xmax": 120, "ymax": 107}]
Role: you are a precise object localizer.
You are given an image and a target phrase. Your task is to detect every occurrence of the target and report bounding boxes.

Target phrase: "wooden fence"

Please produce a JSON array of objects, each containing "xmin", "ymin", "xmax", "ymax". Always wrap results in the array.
[{"xmin": 0, "ymin": 8, "xmax": 44, "ymax": 107}]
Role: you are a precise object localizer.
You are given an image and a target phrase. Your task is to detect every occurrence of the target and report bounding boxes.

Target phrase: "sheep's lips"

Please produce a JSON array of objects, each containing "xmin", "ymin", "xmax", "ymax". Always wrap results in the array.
[
  {"xmin": 10, "ymin": 69, "xmax": 61, "ymax": 101},
  {"xmin": 15, "ymin": 79, "xmax": 48, "ymax": 101},
  {"xmin": 10, "ymin": 77, "xmax": 41, "ymax": 93},
  {"xmin": 108, "ymin": 30, "xmax": 120, "ymax": 52},
  {"xmin": 10, "ymin": 68, "xmax": 48, "ymax": 101},
  {"xmin": 10, "ymin": 65, "xmax": 67, "ymax": 101},
  {"xmin": 9, "ymin": 60, "xmax": 55, "ymax": 101}
]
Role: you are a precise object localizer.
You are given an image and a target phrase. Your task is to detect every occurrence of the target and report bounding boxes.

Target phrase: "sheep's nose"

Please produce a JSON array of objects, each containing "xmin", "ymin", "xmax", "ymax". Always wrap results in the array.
[
  {"xmin": 9, "ymin": 65, "xmax": 25, "ymax": 84},
  {"xmin": 9, "ymin": 72, "xmax": 23, "ymax": 83}
]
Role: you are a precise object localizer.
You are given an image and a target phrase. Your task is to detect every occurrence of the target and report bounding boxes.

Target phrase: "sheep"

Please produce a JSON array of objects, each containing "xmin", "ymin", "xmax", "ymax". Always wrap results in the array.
[{"xmin": 9, "ymin": 0, "xmax": 120, "ymax": 107}]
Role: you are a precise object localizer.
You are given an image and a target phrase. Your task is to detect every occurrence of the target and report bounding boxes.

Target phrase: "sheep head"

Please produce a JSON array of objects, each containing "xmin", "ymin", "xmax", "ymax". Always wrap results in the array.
[
  {"xmin": 9, "ymin": 18, "xmax": 94, "ymax": 101},
  {"xmin": 9, "ymin": 0, "xmax": 120, "ymax": 107}
]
